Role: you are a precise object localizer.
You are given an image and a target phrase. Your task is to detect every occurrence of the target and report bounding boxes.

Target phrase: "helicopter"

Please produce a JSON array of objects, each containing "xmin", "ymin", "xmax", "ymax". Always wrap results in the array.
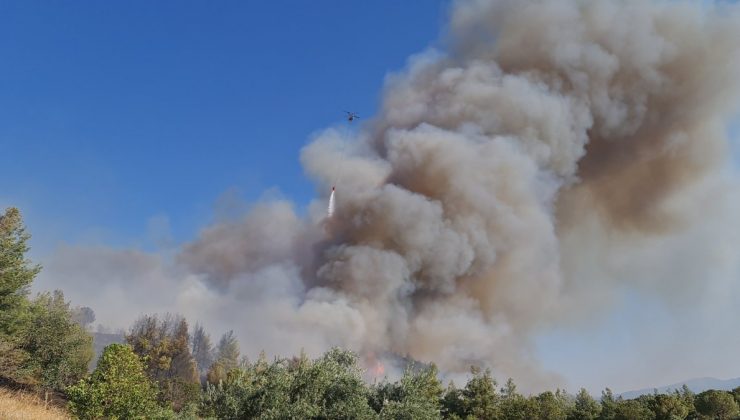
[{"xmin": 345, "ymin": 111, "xmax": 360, "ymax": 122}]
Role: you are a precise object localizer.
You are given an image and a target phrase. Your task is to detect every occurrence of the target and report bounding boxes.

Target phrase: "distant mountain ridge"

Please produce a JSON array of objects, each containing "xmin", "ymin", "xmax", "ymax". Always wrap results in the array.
[{"xmin": 620, "ymin": 377, "xmax": 740, "ymax": 400}]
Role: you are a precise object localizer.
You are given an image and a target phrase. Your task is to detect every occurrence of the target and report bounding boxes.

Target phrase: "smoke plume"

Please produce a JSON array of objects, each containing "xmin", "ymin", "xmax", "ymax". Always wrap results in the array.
[{"xmin": 36, "ymin": 0, "xmax": 740, "ymax": 391}]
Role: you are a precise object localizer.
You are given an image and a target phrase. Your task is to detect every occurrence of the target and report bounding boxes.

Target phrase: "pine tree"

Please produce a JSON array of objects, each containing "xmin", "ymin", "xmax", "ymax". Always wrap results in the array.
[
  {"xmin": 215, "ymin": 330, "xmax": 240, "ymax": 371},
  {"xmin": 191, "ymin": 322, "xmax": 214, "ymax": 376},
  {"xmin": 0, "ymin": 208, "xmax": 40, "ymax": 336},
  {"xmin": 0, "ymin": 208, "xmax": 40, "ymax": 384}
]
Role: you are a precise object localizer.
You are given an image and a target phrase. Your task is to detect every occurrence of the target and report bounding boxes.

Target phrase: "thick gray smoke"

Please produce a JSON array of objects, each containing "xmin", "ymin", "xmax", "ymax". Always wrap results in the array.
[{"xmin": 36, "ymin": 0, "xmax": 740, "ymax": 391}]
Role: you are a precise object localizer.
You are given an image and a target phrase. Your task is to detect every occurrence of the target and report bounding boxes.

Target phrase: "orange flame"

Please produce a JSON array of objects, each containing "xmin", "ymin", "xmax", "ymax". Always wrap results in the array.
[
  {"xmin": 371, "ymin": 360, "xmax": 385, "ymax": 377},
  {"xmin": 364, "ymin": 352, "xmax": 386, "ymax": 379}
]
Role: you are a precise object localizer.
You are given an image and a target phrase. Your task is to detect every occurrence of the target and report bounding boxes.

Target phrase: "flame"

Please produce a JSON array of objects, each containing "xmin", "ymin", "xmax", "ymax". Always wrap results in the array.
[
  {"xmin": 363, "ymin": 352, "xmax": 386, "ymax": 379},
  {"xmin": 371, "ymin": 360, "xmax": 385, "ymax": 377}
]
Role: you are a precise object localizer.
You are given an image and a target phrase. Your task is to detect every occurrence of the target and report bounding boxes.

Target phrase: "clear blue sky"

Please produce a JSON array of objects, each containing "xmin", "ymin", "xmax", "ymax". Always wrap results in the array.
[{"xmin": 0, "ymin": 1, "xmax": 451, "ymax": 251}]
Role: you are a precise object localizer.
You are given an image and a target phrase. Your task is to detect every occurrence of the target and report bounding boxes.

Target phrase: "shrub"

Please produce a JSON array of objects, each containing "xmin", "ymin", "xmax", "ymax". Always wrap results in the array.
[{"xmin": 68, "ymin": 343, "xmax": 171, "ymax": 419}]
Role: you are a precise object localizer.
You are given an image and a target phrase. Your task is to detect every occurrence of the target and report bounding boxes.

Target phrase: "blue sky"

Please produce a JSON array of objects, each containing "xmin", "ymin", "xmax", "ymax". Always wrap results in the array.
[{"xmin": 0, "ymin": 0, "xmax": 451, "ymax": 252}]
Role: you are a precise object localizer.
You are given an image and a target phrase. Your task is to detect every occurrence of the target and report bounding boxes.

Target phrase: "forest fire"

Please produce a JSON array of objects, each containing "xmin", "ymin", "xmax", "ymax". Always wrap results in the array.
[{"xmin": 363, "ymin": 352, "xmax": 386, "ymax": 380}]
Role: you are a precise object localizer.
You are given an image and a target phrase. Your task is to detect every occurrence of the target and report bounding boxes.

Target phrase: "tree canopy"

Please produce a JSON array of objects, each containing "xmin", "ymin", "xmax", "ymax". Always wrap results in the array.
[
  {"xmin": 67, "ymin": 343, "xmax": 168, "ymax": 419},
  {"xmin": 0, "ymin": 208, "xmax": 92, "ymax": 391}
]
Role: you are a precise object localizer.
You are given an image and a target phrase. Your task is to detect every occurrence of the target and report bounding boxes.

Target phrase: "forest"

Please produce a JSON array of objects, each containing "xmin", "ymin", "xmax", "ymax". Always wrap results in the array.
[{"xmin": 2, "ymin": 206, "xmax": 739, "ymax": 419}]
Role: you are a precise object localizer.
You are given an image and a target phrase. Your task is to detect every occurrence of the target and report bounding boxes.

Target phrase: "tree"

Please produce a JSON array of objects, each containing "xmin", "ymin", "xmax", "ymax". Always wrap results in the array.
[
  {"xmin": 205, "ymin": 360, "xmax": 229, "ymax": 385},
  {"xmin": 0, "ymin": 208, "xmax": 39, "ymax": 334},
  {"xmin": 67, "ymin": 344, "xmax": 168, "ymax": 419},
  {"xmin": 0, "ymin": 208, "xmax": 40, "ymax": 384},
  {"xmin": 126, "ymin": 314, "xmax": 199, "ymax": 411},
  {"xmin": 0, "ymin": 208, "xmax": 92, "ymax": 391},
  {"xmin": 535, "ymin": 390, "xmax": 570, "ymax": 420},
  {"xmin": 613, "ymin": 399, "xmax": 653, "ymax": 420},
  {"xmin": 441, "ymin": 382, "xmax": 465, "ymax": 419},
  {"xmin": 163, "ymin": 317, "xmax": 200, "ymax": 411},
  {"xmin": 694, "ymin": 390, "xmax": 739, "ymax": 420},
  {"xmin": 461, "ymin": 366, "xmax": 500, "ymax": 419},
  {"xmin": 372, "ymin": 365, "xmax": 442, "ymax": 419},
  {"xmin": 71, "ymin": 306, "xmax": 96, "ymax": 330},
  {"xmin": 501, "ymin": 377, "xmax": 517, "ymax": 399},
  {"xmin": 568, "ymin": 388, "xmax": 601, "ymax": 420},
  {"xmin": 290, "ymin": 348, "xmax": 376, "ymax": 419},
  {"xmin": 599, "ymin": 388, "xmax": 618, "ymax": 420},
  {"xmin": 651, "ymin": 393, "xmax": 689, "ymax": 420},
  {"xmin": 169, "ymin": 318, "xmax": 198, "ymax": 382},
  {"xmin": 191, "ymin": 322, "xmax": 214, "ymax": 377},
  {"xmin": 206, "ymin": 330, "xmax": 241, "ymax": 384},
  {"xmin": 215, "ymin": 330, "xmax": 240, "ymax": 371},
  {"xmin": 498, "ymin": 378, "xmax": 538, "ymax": 419},
  {"xmin": 22, "ymin": 290, "xmax": 93, "ymax": 391},
  {"xmin": 679, "ymin": 385, "xmax": 696, "ymax": 418},
  {"xmin": 200, "ymin": 348, "xmax": 376, "ymax": 419},
  {"xmin": 201, "ymin": 367, "xmax": 257, "ymax": 418}
]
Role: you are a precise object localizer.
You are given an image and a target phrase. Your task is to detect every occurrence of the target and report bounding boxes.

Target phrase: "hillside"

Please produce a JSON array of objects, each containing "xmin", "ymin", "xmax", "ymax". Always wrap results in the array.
[
  {"xmin": 620, "ymin": 377, "xmax": 740, "ymax": 399},
  {"xmin": 0, "ymin": 388, "xmax": 70, "ymax": 420}
]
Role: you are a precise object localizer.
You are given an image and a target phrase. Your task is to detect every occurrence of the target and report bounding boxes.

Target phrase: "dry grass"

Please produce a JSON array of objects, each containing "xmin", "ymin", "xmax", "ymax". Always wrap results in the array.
[{"xmin": 0, "ymin": 388, "xmax": 70, "ymax": 420}]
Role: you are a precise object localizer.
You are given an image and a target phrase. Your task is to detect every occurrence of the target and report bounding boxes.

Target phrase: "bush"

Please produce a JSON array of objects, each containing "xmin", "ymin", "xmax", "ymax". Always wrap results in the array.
[
  {"xmin": 200, "ymin": 348, "xmax": 377, "ymax": 419},
  {"xmin": 67, "ymin": 343, "xmax": 172, "ymax": 419},
  {"xmin": 22, "ymin": 291, "xmax": 93, "ymax": 391},
  {"xmin": 372, "ymin": 365, "xmax": 442, "ymax": 420}
]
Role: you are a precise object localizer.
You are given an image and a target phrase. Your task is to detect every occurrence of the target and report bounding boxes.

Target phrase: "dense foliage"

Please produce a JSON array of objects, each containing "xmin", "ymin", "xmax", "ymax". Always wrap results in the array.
[
  {"xmin": 193, "ymin": 346, "xmax": 740, "ymax": 420},
  {"xmin": 126, "ymin": 314, "xmax": 201, "ymax": 411},
  {"xmin": 200, "ymin": 348, "xmax": 377, "ymax": 419},
  {"xmin": 67, "ymin": 343, "xmax": 172, "ymax": 419},
  {"xmin": 0, "ymin": 208, "xmax": 93, "ymax": 391}
]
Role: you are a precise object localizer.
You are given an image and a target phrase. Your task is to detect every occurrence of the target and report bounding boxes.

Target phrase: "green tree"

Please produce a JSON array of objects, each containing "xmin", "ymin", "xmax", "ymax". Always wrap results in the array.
[
  {"xmin": 200, "ymin": 367, "xmax": 255, "ymax": 419},
  {"xmin": 22, "ymin": 290, "xmax": 93, "ymax": 390},
  {"xmin": 679, "ymin": 385, "xmax": 696, "ymax": 418},
  {"xmin": 206, "ymin": 330, "xmax": 241, "ymax": 384},
  {"xmin": 536, "ymin": 390, "xmax": 570, "ymax": 420},
  {"xmin": 694, "ymin": 390, "xmax": 739, "ymax": 420},
  {"xmin": 441, "ymin": 381, "xmax": 465, "ymax": 419},
  {"xmin": 126, "ymin": 314, "xmax": 200, "ymax": 411},
  {"xmin": 461, "ymin": 366, "xmax": 500, "ymax": 419},
  {"xmin": 651, "ymin": 393, "xmax": 689, "ymax": 420},
  {"xmin": 201, "ymin": 348, "xmax": 376, "ymax": 419},
  {"xmin": 372, "ymin": 365, "xmax": 442, "ymax": 419},
  {"xmin": 599, "ymin": 388, "xmax": 618, "ymax": 420},
  {"xmin": 0, "ymin": 208, "xmax": 92, "ymax": 392},
  {"xmin": 0, "ymin": 208, "xmax": 40, "ymax": 384},
  {"xmin": 568, "ymin": 388, "xmax": 601, "ymax": 420},
  {"xmin": 215, "ymin": 330, "xmax": 240, "ymax": 371},
  {"xmin": 498, "ymin": 378, "xmax": 538, "ymax": 420},
  {"xmin": 0, "ymin": 208, "xmax": 39, "ymax": 334},
  {"xmin": 301, "ymin": 348, "xmax": 376, "ymax": 419},
  {"xmin": 67, "ymin": 343, "xmax": 169, "ymax": 419},
  {"xmin": 613, "ymin": 399, "xmax": 653, "ymax": 420}
]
